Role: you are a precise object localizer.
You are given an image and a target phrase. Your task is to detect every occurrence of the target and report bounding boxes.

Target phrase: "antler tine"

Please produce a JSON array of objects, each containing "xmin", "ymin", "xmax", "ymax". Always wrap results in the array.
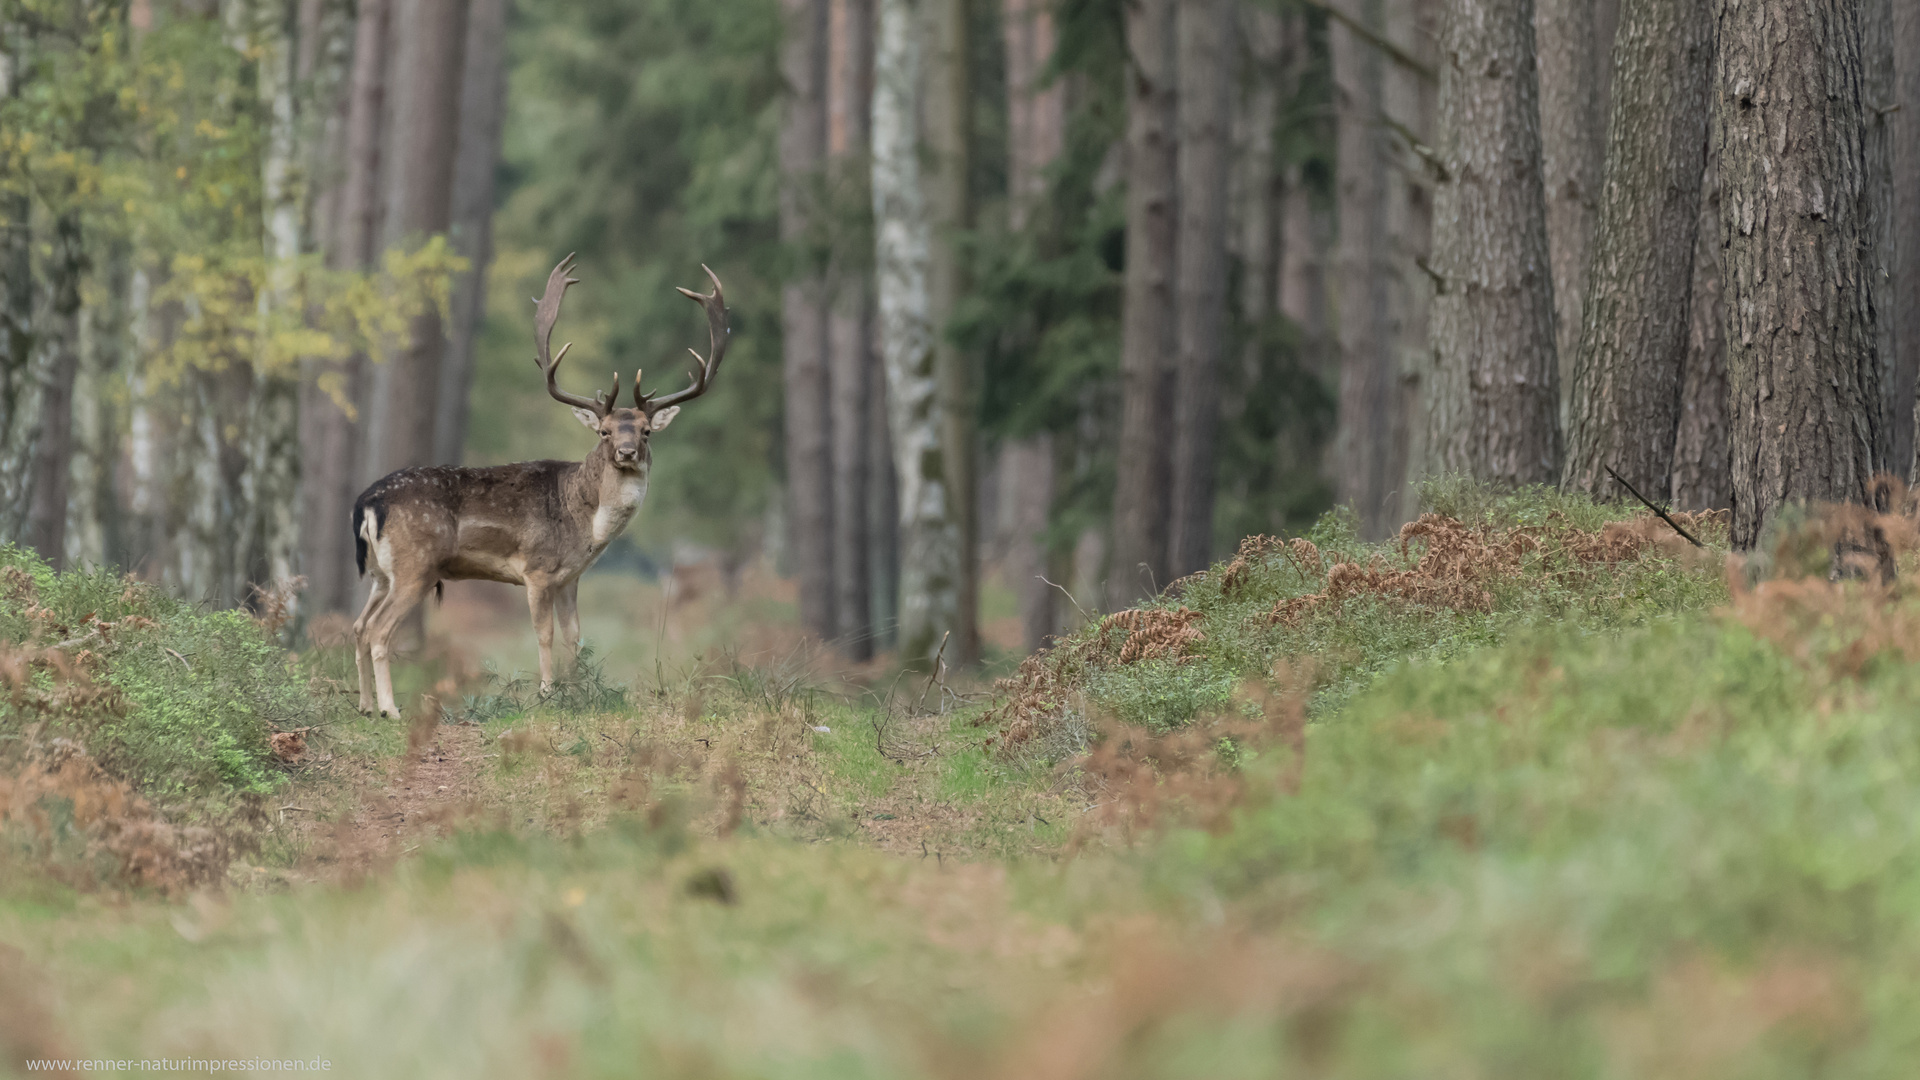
[
  {"xmin": 631, "ymin": 369, "xmax": 644, "ymax": 408},
  {"xmin": 532, "ymin": 253, "xmax": 604, "ymax": 415},
  {"xmin": 647, "ymin": 265, "xmax": 729, "ymax": 412}
]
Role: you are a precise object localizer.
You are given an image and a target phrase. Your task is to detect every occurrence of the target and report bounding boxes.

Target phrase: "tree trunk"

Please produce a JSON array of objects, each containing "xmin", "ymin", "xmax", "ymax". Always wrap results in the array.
[
  {"xmin": 1670, "ymin": 146, "xmax": 1728, "ymax": 511},
  {"xmin": 65, "ymin": 246, "xmax": 128, "ymax": 570},
  {"xmin": 926, "ymin": 0, "xmax": 976, "ymax": 663},
  {"xmin": 1169, "ymin": 0, "xmax": 1231, "ymax": 577},
  {"xmin": 1108, "ymin": 0, "xmax": 1177, "ymax": 607},
  {"xmin": 1898, "ymin": 0, "xmax": 1920, "ymax": 479},
  {"xmin": 874, "ymin": 0, "xmax": 960, "ymax": 666},
  {"xmin": 302, "ymin": 0, "xmax": 387, "ymax": 615},
  {"xmin": 434, "ymin": 0, "xmax": 507, "ymax": 468},
  {"xmin": 1001, "ymin": 0, "xmax": 1065, "ymax": 652},
  {"xmin": 362, "ymin": 0, "xmax": 465, "ymax": 483},
  {"xmin": 1424, "ymin": 0, "xmax": 1560, "ymax": 486},
  {"xmin": 24, "ymin": 210, "xmax": 82, "ymax": 568},
  {"xmin": 1560, "ymin": 0, "xmax": 1713, "ymax": 498},
  {"xmin": 828, "ymin": 0, "xmax": 874, "ymax": 658},
  {"xmin": 1717, "ymin": 0, "xmax": 1879, "ymax": 547},
  {"xmin": 780, "ymin": 0, "xmax": 836, "ymax": 644},
  {"xmin": 0, "ymin": 30, "xmax": 41, "ymax": 545},
  {"xmin": 1533, "ymin": 0, "xmax": 1605, "ymax": 419},
  {"xmin": 868, "ymin": 320, "xmax": 900, "ymax": 646},
  {"xmin": 1861, "ymin": 0, "xmax": 1895, "ymax": 468}
]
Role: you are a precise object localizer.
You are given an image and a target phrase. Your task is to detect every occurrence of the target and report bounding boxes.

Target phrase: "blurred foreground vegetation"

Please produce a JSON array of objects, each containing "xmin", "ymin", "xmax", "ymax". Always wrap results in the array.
[{"xmin": 11, "ymin": 486, "xmax": 1920, "ymax": 1077}]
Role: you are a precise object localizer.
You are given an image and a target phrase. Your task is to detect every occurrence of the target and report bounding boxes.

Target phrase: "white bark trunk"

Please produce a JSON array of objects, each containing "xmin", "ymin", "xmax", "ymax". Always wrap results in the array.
[{"xmin": 873, "ymin": 0, "xmax": 959, "ymax": 666}]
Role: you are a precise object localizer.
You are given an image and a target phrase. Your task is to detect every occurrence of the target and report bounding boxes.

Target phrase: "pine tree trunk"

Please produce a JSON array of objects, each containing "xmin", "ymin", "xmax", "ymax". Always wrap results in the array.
[
  {"xmin": 1424, "ymin": 0, "xmax": 1560, "ymax": 486},
  {"xmin": 301, "ymin": 0, "xmax": 386, "ymax": 615},
  {"xmin": 433, "ymin": 0, "xmax": 506, "ymax": 467},
  {"xmin": 362, "ymin": 0, "xmax": 465, "ymax": 482},
  {"xmin": 1388, "ymin": 0, "xmax": 1440, "ymax": 526},
  {"xmin": 24, "ymin": 210, "xmax": 82, "ymax": 568},
  {"xmin": 1861, "ymin": 0, "xmax": 1895, "ymax": 468},
  {"xmin": 926, "ymin": 0, "xmax": 976, "ymax": 663},
  {"xmin": 0, "ymin": 31, "xmax": 40, "ymax": 545},
  {"xmin": 828, "ymin": 0, "xmax": 874, "ymax": 658},
  {"xmin": 1169, "ymin": 0, "xmax": 1231, "ymax": 577},
  {"xmin": 874, "ymin": 0, "xmax": 959, "ymax": 666},
  {"xmin": 1898, "ymin": 0, "xmax": 1920, "ymax": 479},
  {"xmin": 1671, "ymin": 147, "xmax": 1730, "ymax": 511},
  {"xmin": 1108, "ymin": 0, "xmax": 1177, "ymax": 606},
  {"xmin": 781, "ymin": 0, "xmax": 836, "ymax": 644},
  {"xmin": 1718, "ymin": 0, "xmax": 1879, "ymax": 547},
  {"xmin": 1001, "ymin": 0, "xmax": 1065, "ymax": 652},
  {"xmin": 1560, "ymin": 0, "xmax": 1713, "ymax": 498},
  {"xmin": 1534, "ymin": 0, "xmax": 1604, "ymax": 417}
]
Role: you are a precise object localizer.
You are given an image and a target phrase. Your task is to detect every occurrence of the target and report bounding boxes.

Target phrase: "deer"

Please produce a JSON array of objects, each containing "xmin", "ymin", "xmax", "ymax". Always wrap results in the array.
[{"xmin": 349, "ymin": 254, "xmax": 727, "ymax": 719}]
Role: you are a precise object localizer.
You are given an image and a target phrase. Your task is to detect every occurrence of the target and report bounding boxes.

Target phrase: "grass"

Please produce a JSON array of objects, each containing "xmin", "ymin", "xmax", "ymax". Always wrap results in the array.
[{"xmin": 16, "ymin": 483, "xmax": 1920, "ymax": 1077}]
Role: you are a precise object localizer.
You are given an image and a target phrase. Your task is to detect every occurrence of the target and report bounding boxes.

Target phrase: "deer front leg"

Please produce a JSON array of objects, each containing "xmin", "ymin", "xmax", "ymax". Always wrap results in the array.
[
  {"xmin": 556, "ymin": 580, "xmax": 582, "ymax": 670},
  {"xmin": 526, "ymin": 579, "xmax": 557, "ymax": 692}
]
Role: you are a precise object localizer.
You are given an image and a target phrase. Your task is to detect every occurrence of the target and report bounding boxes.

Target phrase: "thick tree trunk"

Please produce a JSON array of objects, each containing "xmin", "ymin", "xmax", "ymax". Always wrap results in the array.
[
  {"xmin": 1862, "ymin": 0, "xmax": 1895, "ymax": 468},
  {"xmin": 874, "ymin": 0, "xmax": 960, "ymax": 666},
  {"xmin": 1001, "ymin": 0, "xmax": 1065, "ymax": 651},
  {"xmin": 435, "ymin": 0, "xmax": 508, "ymax": 467},
  {"xmin": 1424, "ymin": 0, "xmax": 1560, "ymax": 485},
  {"xmin": 1560, "ymin": 0, "xmax": 1713, "ymax": 498},
  {"xmin": 828, "ymin": 0, "xmax": 874, "ymax": 657},
  {"xmin": 1108, "ymin": 0, "xmax": 1177, "ymax": 607},
  {"xmin": 1718, "ymin": 0, "xmax": 1879, "ymax": 547},
  {"xmin": 362, "ymin": 0, "xmax": 465, "ymax": 482},
  {"xmin": 1533, "ymin": 0, "xmax": 1604, "ymax": 417},
  {"xmin": 926, "ymin": 0, "xmax": 976, "ymax": 663},
  {"xmin": 1169, "ymin": 0, "xmax": 1231, "ymax": 577},
  {"xmin": 302, "ymin": 0, "xmax": 387, "ymax": 615},
  {"xmin": 1899, "ymin": 0, "xmax": 1920, "ymax": 479},
  {"xmin": 780, "ymin": 0, "xmax": 836, "ymax": 644},
  {"xmin": 24, "ymin": 210, "xmax": 82, "ymax": 568},
  {"xmin": 1671, "ymin": 147, "xmax": 1729, "ymax": 511}
]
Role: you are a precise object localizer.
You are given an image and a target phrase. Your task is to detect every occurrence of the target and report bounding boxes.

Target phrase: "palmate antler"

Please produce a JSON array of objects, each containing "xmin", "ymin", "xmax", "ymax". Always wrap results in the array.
[
  {"xmin": 636, "ymin": 265, "xmax": 729, "ymax": 414},
  {"xmin": 533, "ymin": 253, "xmax": 620, "ymax": 416}
]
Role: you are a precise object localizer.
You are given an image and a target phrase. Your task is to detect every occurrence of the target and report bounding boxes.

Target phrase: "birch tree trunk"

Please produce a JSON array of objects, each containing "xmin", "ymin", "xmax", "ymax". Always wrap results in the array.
[
  {"xmin": 828, "ymin": 0, "xmax": 874, "ymax": 658},
  {"xmin": 1169, "ymin": 0, "xmax": 1231, "ymax": 577},
  {"xmin": 1533, "ymin": 0, "xmax": 1604, "ymax": 416},
  {"xmin": 780, "ymin": 0, "xmax": 836, "ymax": 644},
  {"xmin": 1424, "ymin": 0, "xmax": 1560, "ymax": 486},
  {"xmin": 1001, "ymin": 0, "xmax": 1065, "ymax": 651},
  {"xmin": 926, "ymin": 0, "xmax": 976, "ymax": 663},
  {"xmin": 1670, "ymin": 146, "xmax": 1729, "ymax": 511},
  {"xmin": 301, "ymin": 0, "xmax": 387, "ymax": 614},
  {"xmin": 23, "ymin": 210, "xmax": 82, "ymax": 567},
  {"xmin": 1560, "ymin": 0, "xmax": 1713, "ymax": 498},
  {"xmin": 1898, "ymin": 0, "xmax": 1920, "ymax": 479},
  {"xmin": 1108, "ymin": 0, "xmax": 1177, "ymax": 606},
  {"xmin": 1717, "ymin": 0, "xmax": 1879, "ymax": 547},
  {"xmin": 435, "ymin": 0, "xmax": 508, "ymax": 467},
  {"xmin": 874, "ymin": 0, "xmax": 959, "ymax": 667}
]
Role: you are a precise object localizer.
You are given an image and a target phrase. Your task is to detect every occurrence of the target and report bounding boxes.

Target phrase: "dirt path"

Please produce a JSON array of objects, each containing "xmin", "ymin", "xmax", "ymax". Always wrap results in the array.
[{"xmin": 315, "ymin": 721, "xmax": 491, "ymax": 875}]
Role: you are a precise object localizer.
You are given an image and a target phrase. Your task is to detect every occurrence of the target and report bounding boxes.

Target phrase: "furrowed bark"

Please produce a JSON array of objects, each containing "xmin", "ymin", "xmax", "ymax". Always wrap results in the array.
[
  {"xmin": 1533, "ymin": 0, "xmax": 1605, "ymax": 424},
  {"xmin": 1424, "ymin": 0, "xmax": 1560, "ymax": 486},
  {"xmin": 1671, "ymin": 146, "xmax": 1730, "ymax": 511},
  {"xmin": 1560, "ymin": 0, "xmax": 1714, "ymax": 498},
  {"xmin": 1899, "ymin": 0, "xmax": 1920, "ymax": 479},
  {"xmin": 1717, "ymin": 0, "xmax": 1879, "ymax": 546}
]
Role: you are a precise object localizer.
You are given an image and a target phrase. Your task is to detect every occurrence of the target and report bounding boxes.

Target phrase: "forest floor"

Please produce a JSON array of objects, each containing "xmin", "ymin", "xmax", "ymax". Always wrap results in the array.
[{"xmin": 10, "ymin": 486, "xmax": 1920, "ymax": 1077}]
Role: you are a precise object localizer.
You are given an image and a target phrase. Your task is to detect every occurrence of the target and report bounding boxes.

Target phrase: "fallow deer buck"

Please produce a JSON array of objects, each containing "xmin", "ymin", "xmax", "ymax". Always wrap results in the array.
[{"xmin": 350, "ymin": 254, "xmax": 727, "ymax": 718}]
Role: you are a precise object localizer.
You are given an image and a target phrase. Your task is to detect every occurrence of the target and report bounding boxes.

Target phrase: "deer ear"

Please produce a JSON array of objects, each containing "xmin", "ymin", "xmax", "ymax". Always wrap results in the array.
[
  {"xmin": 572, "ymin": 407, "xmax": 601, "ymax": 431},
  {"xmin": 647, "ymin": 406, "xmax": 681, "ymax": 432}
]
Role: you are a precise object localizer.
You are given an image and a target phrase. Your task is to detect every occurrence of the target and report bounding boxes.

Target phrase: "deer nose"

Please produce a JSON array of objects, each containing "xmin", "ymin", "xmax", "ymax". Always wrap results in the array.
[{"xmin": 615, "ymin": 447, "xmax": 639, "ymax": 463}]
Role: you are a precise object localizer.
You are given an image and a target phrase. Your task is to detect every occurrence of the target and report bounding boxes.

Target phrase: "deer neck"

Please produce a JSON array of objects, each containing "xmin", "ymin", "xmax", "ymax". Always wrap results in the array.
[{"xmin": 571, "ymin": 446, "xmax": 650, "ymax": 549}]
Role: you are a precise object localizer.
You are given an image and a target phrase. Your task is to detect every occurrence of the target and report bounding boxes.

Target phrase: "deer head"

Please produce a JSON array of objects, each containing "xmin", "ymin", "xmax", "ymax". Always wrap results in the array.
[{"xmin": 534, "ymin": 253, "xmax": 730, "ymax": 473}]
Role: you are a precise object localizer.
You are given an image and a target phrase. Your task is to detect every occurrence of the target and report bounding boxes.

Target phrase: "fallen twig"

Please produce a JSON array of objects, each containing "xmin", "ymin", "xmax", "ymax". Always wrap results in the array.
[{"xmin": 1606, "ymin": 466, "xmax": 1704, "ymax": 548}]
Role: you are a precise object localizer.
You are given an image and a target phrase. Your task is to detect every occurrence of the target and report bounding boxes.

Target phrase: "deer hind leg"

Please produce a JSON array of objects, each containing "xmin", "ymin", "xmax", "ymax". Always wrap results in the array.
[
  {"xmin": 366, "ymin": 575, "xmax": 432, "ymax": 719},
  {"xmin": 352, "ymin": 575, "xmax": 391, "ymax": 715},
  {"xmin": 526, "ymin": 579, "xmax": 557, "ymax": 693},
  {"xmin": 556, "ymin": 580, "xmax": 582, "ymax": 671}
]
